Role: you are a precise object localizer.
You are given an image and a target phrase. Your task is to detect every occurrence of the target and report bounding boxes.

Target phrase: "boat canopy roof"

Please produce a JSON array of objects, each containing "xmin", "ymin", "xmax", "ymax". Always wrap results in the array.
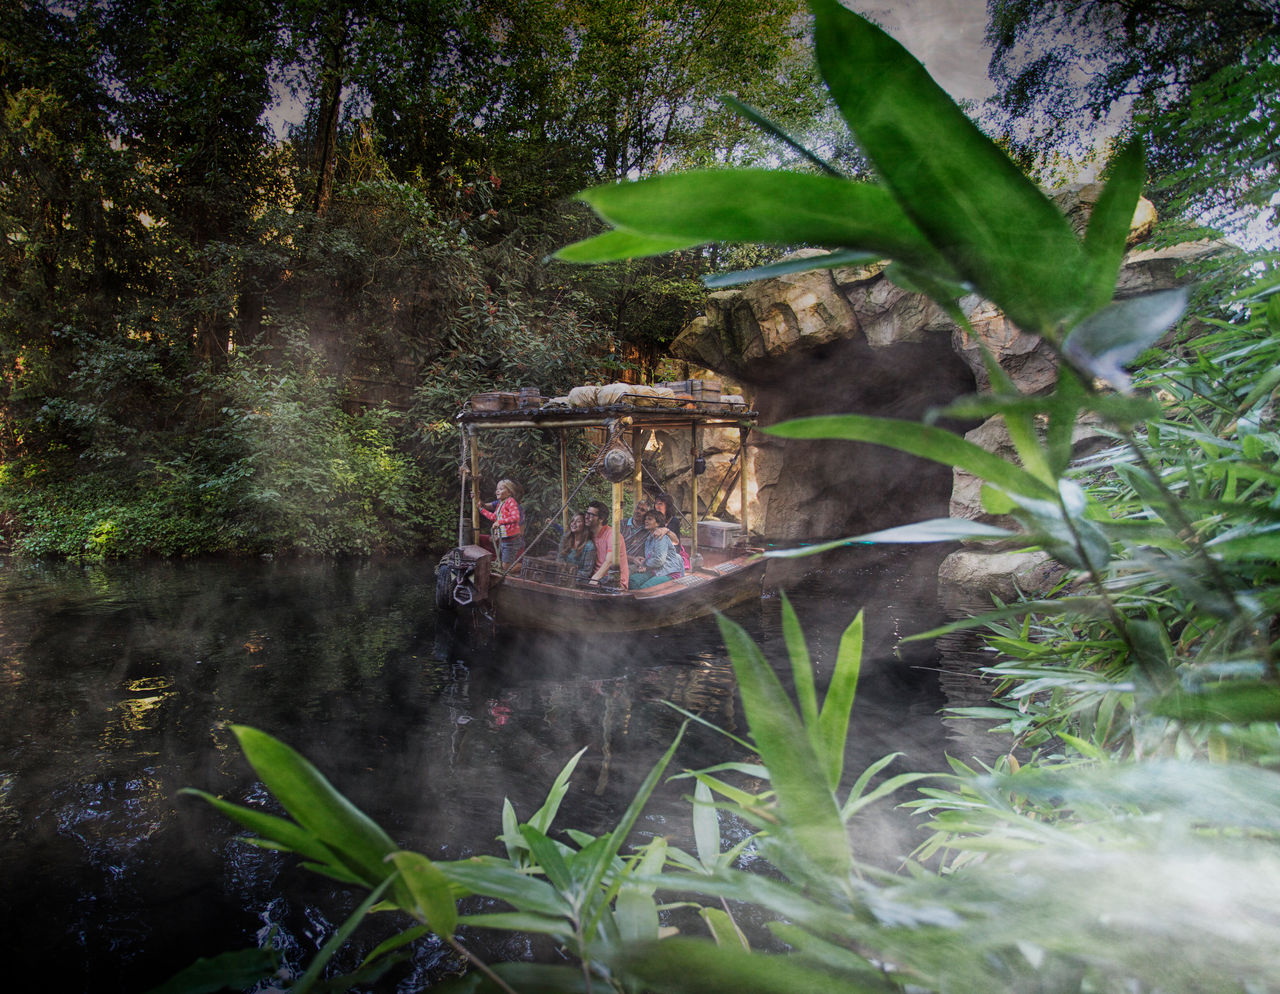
[{"xmin": 456, "ymin": 395, "xmax": 757, "ymax": 432}]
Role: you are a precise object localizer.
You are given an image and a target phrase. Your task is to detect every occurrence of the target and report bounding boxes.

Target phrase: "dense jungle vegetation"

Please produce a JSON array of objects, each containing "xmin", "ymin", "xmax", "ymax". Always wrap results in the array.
[
  {"xmin": 2, "ymin": 0, "xmax": 1274, "ymax": 560},
  {"xmin": 1, "ymin": 0, "xmax": 826, "ymax": 558},
  {"xmin": 143, "ymin": 1, "xmax": 1280, "ymax": 992}
]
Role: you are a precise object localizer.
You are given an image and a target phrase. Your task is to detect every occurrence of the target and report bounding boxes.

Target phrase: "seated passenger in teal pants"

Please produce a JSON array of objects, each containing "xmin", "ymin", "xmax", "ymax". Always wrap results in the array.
[{"xmin": 629, "ymin": 509, "xmax": 686, "ymax": 589}]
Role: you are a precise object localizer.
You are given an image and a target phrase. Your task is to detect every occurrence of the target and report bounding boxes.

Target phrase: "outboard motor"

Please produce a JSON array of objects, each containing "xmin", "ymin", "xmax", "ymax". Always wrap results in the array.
[{"xmin": 435, "ymin": 545, "xmax": 493, "ymax": 612}]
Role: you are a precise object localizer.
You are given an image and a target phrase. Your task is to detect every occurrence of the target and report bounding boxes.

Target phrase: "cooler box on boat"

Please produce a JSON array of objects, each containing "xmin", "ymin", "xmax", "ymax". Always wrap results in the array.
[{"xmin": 698, "ymin": 520, "xmax": 743, "ymax": 549}]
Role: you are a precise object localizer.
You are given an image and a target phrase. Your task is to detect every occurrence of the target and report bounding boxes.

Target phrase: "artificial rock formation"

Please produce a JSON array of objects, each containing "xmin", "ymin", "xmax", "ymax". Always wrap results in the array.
[{"xmin": 665, "ymin": 185, "xmax": 1227, "ymax": 600}]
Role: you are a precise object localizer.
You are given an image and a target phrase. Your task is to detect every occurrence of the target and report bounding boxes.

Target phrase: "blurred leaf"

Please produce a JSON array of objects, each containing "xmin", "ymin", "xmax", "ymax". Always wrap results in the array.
[
  {"xmin": 765, "ymin": 924, "xmax": 899, "ymax": 991},
  {"xmin": 143, "ymin": 947, "xmax": 280, "ymax": 994},
  {"xmin": 810, "ymin": 0, "xmax": 1088, "ymax": 333},
  {"xmin": 563, "ymin": 169, "xmax": 958, "ymax": 277},
  {"xmin": 719, "ymin": 95, "xmax": 843, "ymax": 177},
  {"xmin": 1150, "ymin": 682, "xmax": 1280, "ymax": 723},
  {"xmin": 429, "ymin": 963, "xmax": 593, "ymax": 994},
  {"xmin": 1083, "ymin": 139, "xmax": 1146, "ymax": 312},
  {"xmin": 765, "ymin": 518, "xmax": 1019, "ymax": 559},
  {"xmin": 555, "ymin": 227, "xmax": 704, "ymax": 263},
  {"xmin": 615, "ymin": 887, "xmax": 660, "ymax": 946},
  {"xmin": 613, "ymin": 938, "xmax": 870, "ymax": 994},
  {"xmin": 700, "ymin": 907, "xmax": 750, "ymax": 949},
  {"xmin": 1062, "ymin": 289, "xmax": 1189, "ymax": 391},
  {"xmin": 765, "ymin": 414, "xmax": 1054, "ymax": 498},
  {"xmin": 703, "ymin": 250, "xmax": 879, "ymax": 289}
]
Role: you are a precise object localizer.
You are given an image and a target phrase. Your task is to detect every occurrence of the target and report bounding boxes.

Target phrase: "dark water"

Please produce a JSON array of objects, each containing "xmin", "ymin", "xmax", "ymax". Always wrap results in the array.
[{"xmin": 0, "ymin": 548, "xmax": 994, "ymax": 992}]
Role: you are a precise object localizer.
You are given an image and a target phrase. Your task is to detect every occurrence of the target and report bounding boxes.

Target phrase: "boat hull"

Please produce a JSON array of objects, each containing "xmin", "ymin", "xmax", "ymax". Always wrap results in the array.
[{"xmin": 488, "ymin": 553, "xmax": 767, "ymax": 632}]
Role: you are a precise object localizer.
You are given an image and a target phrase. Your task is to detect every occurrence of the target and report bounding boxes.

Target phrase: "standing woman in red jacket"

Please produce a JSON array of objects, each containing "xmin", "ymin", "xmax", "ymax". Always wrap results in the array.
[{"xmin": 476, "ymin": 478, "xmax": 524, "ymax": 568}]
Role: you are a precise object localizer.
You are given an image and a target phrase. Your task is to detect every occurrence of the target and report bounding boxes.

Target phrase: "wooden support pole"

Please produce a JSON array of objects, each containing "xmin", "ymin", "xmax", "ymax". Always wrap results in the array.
[
  {"xmin": 610, "ymin": 481, "xmax": 623, "ymax": 567},
  {"xmin": 631, "ymin": 427, "xmax": 643, "ymax": 506},
  {"xmin": 739, "ymin": 425, "xmax": 751, "ymax": 538},
  {"xmin": 559, "ymin": 430, "xmax": 570, "ymax": 537},
  {"xmin": 469, "ymin": 427, "xmax": 481, "ymax": 536},
  {"xmin": 690, "ymin": 422, "xmax": 700, "ymax": 565}
]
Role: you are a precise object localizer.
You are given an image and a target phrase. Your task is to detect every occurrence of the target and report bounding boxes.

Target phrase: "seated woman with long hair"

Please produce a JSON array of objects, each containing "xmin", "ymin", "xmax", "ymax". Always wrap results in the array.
[
  {"xmin": 557, "ymin": 512, "xmax": 597, "ymax": 583},
  {"xmin": 629, "ymin": 509, "xmax": 685, "ymax": 589}
]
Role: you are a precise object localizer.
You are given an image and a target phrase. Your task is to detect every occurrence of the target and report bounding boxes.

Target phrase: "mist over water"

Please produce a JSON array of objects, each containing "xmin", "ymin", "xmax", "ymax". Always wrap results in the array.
[{"xmin": 0, "ymin": 549, "xmax": 997, "ymax": 992}]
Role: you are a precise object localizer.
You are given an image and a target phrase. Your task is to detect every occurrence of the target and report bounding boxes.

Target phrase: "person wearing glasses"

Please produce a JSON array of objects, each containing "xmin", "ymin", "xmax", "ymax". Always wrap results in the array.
[
  {"xmin": 584, "ymin": 500, "xmax": 629, "ymax": 589},
  {"xmin": 621, "ymin": 497, "xmax": 651, "ymax": 557}
]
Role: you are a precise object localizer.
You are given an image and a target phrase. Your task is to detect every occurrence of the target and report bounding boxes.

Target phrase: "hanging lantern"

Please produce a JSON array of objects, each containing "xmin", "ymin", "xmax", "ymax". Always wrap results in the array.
[{"xmin": 598, "ymin": 441, "xmax": 635, "ymax": 483}]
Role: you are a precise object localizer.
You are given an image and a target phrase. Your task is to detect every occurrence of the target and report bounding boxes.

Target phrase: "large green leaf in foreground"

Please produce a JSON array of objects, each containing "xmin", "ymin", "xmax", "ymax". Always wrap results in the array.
[{"xmin": 558, "ymin": 170, "xmax": 957, "ymax": 279}]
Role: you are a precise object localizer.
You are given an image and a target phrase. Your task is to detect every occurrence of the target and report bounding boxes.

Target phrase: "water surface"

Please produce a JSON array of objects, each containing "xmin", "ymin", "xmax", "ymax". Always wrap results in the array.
[{"xmin": 0, "ymin": 549, "xmax": 992, "ymax": 992}]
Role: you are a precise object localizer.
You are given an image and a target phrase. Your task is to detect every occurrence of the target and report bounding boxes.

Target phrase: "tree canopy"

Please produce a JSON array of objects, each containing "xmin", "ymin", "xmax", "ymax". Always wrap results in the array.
[{"xmin": 985, "ymin": 0, "xmax": 1280, "ymax": 241}]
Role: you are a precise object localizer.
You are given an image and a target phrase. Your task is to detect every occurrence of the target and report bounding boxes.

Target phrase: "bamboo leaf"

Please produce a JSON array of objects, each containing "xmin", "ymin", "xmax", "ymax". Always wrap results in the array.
[
  {"xmin": 180, "ymin": 788, "xmax": 340, "ymax": 867},
  {"xmin": 555, "ymin": 227, "xmax": 703, "ymax": 263},
  {"xmin": 716, "ymin": 614, "xmax": 852, "ymax": 884},
  {"xmin": 700, "ymin": 907, "xmax": 750, "ymax": 949},
  {"xmin": 431, "ymin": 963, "xmax": 593, "ymax": 994},
  {"xmin": 293, "ymin": 874, "xmax": 396, "ymax": 994},
  {"xmin": 529, "ymin": 746, "xmax": 588, "ymax": 835},
  {"xmin": 229, "ymin": 726, "xmax": 399, "ymax": 886},
  {"xmin": 1083, "ymin": 139, "xmax": 1147, "ymax": 312},
  {"xmin": 764, "ymin": 414, "xmax": 1054, "ymax": 498},
  {"xmin": 359, "ymin": 925, "xmax": 432, "ymax": 969},
  {"xmin": 810, "ymin": 0, "xmax": 1088, "ymax": 333},
  {"xmin": 387, "ymin": 852, "xmax": 459, "ymax": 937},
  {"xmin": 577, "ymin": 725, "xmax": 688, "ymax": 923},
  {"xmin": 1150, "ymin": 682, "xmax": 1280, "ymax": 723},
  {"xmin": 438, "ymin": 859, "xmax": 573, "ymax": 919},
  {"xmin": 563, "ymin": 169, "xmax": 958, "ymax": 277},
  {"xmin": 818, "ymin": 611, "xmax": 863, "ymax": 790},
  {"xmin": 614, "ymin": 938, "xmax": 873, "ymax": 994},
  {"xmin": 766, "ymin": 924, "xmax": 899, "ymax": 990},
  {"xmin": 518, "ymin": 824, "xmax": 574, "ymax": 894},
  {"xmin": 614, "ymin": 887, "xmax": 661, "ymax": 945},
  {"xmin": 456, "ymin": 912, "xmax": 575, "ymax": 940},
  {"xmin": 841, "ymin": 772, "xmax": 935, "ymax": 821}
]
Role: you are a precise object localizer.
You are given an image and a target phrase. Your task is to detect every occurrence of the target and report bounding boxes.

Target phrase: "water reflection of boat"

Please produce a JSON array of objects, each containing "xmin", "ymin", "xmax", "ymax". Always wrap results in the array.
[{"xmin": 437, "ymin": 389, "xmax": 766, "ymax": 633}]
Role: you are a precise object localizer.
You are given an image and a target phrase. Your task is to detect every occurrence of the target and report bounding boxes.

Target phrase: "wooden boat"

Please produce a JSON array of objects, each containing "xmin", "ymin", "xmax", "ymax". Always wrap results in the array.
[{"xmin": 437, "ymin": 387, "xmax": 766, "ymax": 632}]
